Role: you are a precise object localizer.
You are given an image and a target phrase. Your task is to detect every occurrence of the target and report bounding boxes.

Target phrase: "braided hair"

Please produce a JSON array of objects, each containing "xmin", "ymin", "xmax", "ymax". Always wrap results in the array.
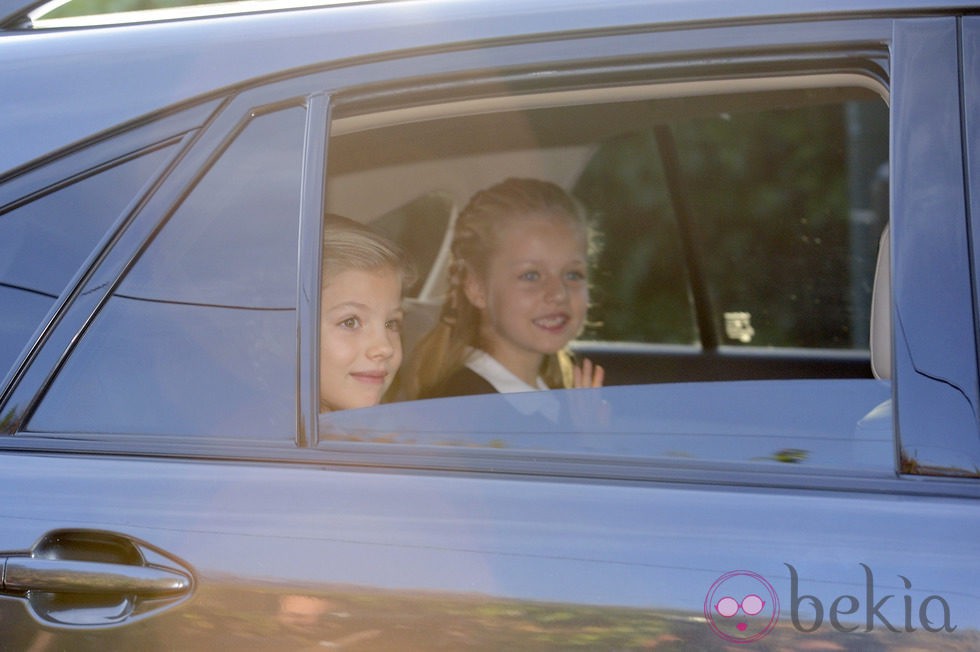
[{"xmin": 402, "ymin": 178, "xmax": 597, "ymax": 399}]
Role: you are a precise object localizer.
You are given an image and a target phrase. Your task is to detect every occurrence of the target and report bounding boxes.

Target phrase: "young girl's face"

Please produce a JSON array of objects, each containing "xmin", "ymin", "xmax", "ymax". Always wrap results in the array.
[
  {"xmin": 320, "ymin": 267, "xmax": 403, "ymax": 411},
  {"xmin": 466, "ymin": 213, "xmax": 589, "ymax": 379}
]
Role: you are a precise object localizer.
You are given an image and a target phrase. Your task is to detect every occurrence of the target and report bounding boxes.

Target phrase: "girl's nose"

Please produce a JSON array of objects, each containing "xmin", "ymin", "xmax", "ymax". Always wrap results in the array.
[
  {"xmin": 544, "ymin": 275, "xmax": 569, "ymax": 302},
  {"xmin": 367, "ymin": 329, "xmax": 396, "ymax": 360}
]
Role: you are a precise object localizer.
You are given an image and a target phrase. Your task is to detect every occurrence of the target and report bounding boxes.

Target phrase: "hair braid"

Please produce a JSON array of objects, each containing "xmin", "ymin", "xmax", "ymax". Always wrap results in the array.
[{"xmin": 402, "ymin": 178, "xmax": 597, "ymax": 398}]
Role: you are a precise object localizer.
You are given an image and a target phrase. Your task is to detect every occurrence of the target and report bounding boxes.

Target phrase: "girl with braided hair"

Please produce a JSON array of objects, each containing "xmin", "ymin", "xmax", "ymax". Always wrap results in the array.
[{"xmin": 402, "ymin": 178, "xmax": 604, "ymax": 400}]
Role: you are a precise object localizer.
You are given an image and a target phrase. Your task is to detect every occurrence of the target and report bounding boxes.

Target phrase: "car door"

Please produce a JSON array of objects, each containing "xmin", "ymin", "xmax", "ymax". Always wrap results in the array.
[
  {"xmin": 0, "ymin": 79, "xmax": 324, "ymax": 647},
  {"xmin": 0, "ymin": 8, "xmax": 978, "ymax": 651},
  {"xmin": 320, "ymin": 13, "xmax": 980, "ymax": 649}
]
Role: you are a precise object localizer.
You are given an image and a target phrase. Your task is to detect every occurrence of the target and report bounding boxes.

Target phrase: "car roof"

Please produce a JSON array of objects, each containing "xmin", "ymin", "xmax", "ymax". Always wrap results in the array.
[{"xmin": 0, "ymin": 0, "xmax": 975, "ymax": 173}]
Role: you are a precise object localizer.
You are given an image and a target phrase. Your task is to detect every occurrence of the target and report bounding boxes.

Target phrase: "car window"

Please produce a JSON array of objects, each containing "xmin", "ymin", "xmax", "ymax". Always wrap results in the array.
[
  {"xmin": 323, "ymin": 68, "xmax": 893, "ymax": 473},
  {"xmin": 0, "ymin": 146, "xmax": 176, "ymax": 381},
  {"xmin": 28, "ymin": 105, "xmax": 306, "ymax": 438}
]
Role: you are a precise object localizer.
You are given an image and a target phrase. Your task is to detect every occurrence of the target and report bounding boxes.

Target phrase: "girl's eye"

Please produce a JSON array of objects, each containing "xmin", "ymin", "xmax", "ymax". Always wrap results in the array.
[
  {"xmin": 519, "ymin": 271, "xmax": 540, "ymax": 281},
  {"xmin": 385, "ymin": 319, "xmax": 402, "ymax": 332},
  {"xmin": 565, "ymin": 270, "xmax": 587, "ymax": 282},
  {"xmin": 339, "ymin": 316, "xmax": 361, "ymax": 329}
]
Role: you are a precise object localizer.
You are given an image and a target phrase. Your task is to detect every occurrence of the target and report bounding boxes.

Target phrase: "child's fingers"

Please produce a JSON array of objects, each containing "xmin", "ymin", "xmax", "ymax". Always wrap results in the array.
[
  {"xmin": 573, "ymin": 358, "xmax": 604, "ymax": 388},
  {"xmin": 580, "ymin": 358, "xmax": 592, "ymax": 387},
  {"xmin": 592, "ymin": 363, "xmax": 605, "ymax": 388}
]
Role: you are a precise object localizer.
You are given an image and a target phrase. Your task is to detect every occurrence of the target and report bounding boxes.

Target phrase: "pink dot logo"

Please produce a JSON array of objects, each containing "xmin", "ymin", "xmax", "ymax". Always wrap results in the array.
[{"xmin": 705, "ymin": 570, "xmax": 780, "ymax": 643}]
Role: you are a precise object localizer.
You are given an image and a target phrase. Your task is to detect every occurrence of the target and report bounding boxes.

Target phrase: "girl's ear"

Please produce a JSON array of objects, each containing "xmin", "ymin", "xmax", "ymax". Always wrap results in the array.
[{"xmin": 463, "ymin": 272, "xmax": 487, "ymax": 309}]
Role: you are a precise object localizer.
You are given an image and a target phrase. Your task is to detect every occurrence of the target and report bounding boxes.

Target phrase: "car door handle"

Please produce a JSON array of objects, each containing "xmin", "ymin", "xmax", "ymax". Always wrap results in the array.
[
  {"xmin": 2, "ymin": 557, "xmax": 191, "ymax": 595},
  {"xmin": 0, "ymin": 529, "xmax": 195, "ymax": 628}
]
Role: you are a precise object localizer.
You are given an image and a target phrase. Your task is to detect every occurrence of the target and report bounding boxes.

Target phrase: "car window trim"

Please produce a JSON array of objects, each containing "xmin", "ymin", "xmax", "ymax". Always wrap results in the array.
[
  {"xmin": 299, "ymin": 92, "xmax": 329, "ymax": 447},
  {"xmin": 2, "ymin": 433, "xmax": 978, "ymax": 499}
]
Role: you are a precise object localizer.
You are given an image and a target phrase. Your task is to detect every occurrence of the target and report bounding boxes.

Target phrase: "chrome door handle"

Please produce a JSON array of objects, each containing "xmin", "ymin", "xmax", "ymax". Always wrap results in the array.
[
  {"xmin": 0, "ymin": 529, "xmax": 195, "ymax": 627},
  {"xmin": 2, "ymin": 557, "xmax": 191, "ymax": 595}
]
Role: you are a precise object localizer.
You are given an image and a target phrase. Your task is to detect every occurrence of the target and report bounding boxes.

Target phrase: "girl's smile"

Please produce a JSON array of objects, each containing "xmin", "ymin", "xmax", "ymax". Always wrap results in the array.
[
  {"xmin": 319, "ymin": 267, "xmax": 404, "ymax": 411},
  {"xmin": 533, "ymin": 312, "xmax": 572, "ymax": 334},
  {"xmin": 466, "ymin": 212, "xmax": 589, "ymax": 385}
]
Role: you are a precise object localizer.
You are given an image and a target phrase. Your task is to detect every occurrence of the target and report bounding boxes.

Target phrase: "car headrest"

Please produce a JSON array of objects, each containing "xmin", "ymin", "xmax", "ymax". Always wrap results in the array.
[
  {"xmin": 869, "ymin": 225, "xmax": 890, "ymax": 380},
  {"xmin": 398, "ymin": 200, "xmax": 460, "ymax": 361}
]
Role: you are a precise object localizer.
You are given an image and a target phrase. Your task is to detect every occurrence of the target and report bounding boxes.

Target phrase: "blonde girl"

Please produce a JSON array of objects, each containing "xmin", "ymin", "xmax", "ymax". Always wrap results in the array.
[
  {"xmin": 319, "ymin": 214, "xmax": 415, "ymax": 412},
  {"xmin": 403, "ymin": 178, "xmax": 603, "ymax": 399}
]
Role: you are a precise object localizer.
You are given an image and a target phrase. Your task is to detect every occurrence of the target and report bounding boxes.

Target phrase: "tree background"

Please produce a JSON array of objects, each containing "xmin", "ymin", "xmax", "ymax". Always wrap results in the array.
[
  {"xmin": 575, "ymin": 100, "xmax": 888, "ymax": 349},
  {"xmin": 46, "ymin": 0, "xmax": 227, "ymax": 17}
]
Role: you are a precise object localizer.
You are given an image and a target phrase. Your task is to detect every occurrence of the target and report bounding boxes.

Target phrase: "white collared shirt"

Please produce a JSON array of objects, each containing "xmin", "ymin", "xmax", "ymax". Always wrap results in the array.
[
  {"xmin": 465, "ymin": 348, "xmax": 548, "ymax": 393},
  {"xmin": 464, "ymin": 349, "xmax": 559, "ymax": 422}
]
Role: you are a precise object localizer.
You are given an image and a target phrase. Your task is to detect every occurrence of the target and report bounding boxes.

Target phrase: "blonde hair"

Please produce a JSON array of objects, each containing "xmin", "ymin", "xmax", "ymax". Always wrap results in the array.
[
  {"xmin": 403, "ymin": 178, "xmax": 596, "ymax": 399},
  {"xmin": 322, "ymin": 213, "xmax": 415, "ymax": 287}
]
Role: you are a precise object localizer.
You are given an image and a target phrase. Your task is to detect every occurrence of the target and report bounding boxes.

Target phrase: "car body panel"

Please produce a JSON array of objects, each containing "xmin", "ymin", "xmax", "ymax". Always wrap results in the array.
[
  {"xmin": 965, "ymin": 16, "xmax": 980, "ymax": 375},
  {"xmin": 891, "ymin": 18, "xmax": 980, "ymax": 472},
  {"xmin": 1, "ymin": 451, "xmax": 978, "ymax": 648}
]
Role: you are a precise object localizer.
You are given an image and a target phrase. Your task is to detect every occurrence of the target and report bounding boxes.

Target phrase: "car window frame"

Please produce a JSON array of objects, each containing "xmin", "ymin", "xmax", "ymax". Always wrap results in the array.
[{"xmin": 0, "ymin": 81, "xmax": 328, "ymax": 448}]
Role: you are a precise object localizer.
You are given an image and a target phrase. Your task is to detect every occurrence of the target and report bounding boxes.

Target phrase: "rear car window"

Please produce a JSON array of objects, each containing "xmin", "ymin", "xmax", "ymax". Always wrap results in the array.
[{"xmin": 28, "ymin": 106, "xmax": 306, "ymax": 438}]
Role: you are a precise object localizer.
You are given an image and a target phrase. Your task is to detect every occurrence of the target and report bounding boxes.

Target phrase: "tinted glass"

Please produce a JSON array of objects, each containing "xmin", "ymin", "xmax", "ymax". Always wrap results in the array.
[
  {"xmin": 30, "ymin": 107, "xmax": 306, "ymax": 438},
  {"xmin": 575, "ymin": 132, "xmax": 696, "ymax": 344},
  {"xmin": 683, "ymin": 100, "xmax": 887, "ymax": 349},
  {"xmin": 322, "ymin": 79, "xmax": 891, "ymax": 472},
  {"xmin": 576, "ymin": 95, "xmax": 888, "ymax": 349},
  {"xmin": 0, "ymin": 147, "xmax": 174, "ymax": 378}
]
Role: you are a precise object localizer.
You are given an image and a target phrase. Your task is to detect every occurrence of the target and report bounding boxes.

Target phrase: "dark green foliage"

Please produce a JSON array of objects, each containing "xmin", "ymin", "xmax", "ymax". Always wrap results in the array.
[
  {"xmin": 46, "ymin": 0, "xmax": 229, "ymax": 18},
  {"xmin": 575, "ymin": 101, "xmax": 888, "ymax": 349}
]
